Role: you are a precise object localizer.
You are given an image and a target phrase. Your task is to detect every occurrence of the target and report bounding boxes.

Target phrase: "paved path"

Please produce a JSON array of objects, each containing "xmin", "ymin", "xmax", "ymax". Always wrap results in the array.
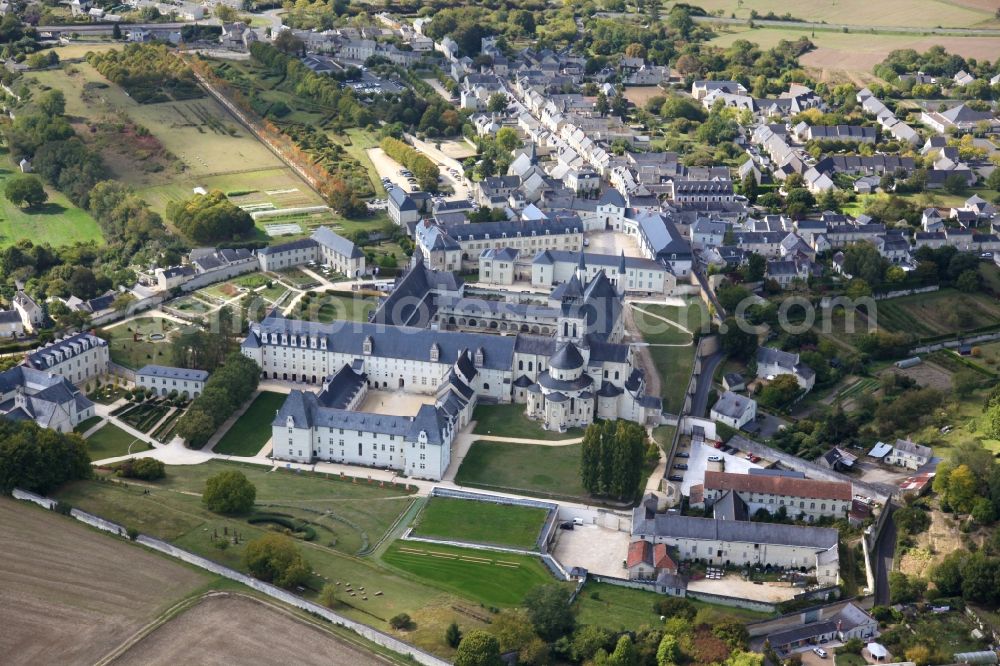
[
  {"xmin": 630, "ymin": 303, "xmax": 693, "ymax": 334},
  {"xmin": 474, "ymin": 434, "xmax": 583, "ymax": 445},
  {"xmin": 102, "ymin": 309, "xmax": 192, "ymax": 330}
]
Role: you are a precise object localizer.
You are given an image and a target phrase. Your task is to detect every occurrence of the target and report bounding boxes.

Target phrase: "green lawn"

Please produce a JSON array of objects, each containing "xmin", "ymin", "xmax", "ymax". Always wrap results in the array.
[
  {"xmin": 102, "ymin": 317, "xmax": 183, "ymax": 370},
  {"xmin": 73, "ymin": 415, "xmax": 103, "ymax": 434},
  {"xmin": 212, "ymin": 391, "xmax": 287, "ymax": 456},
  {"xmin": 85, "ymin": 423, "xmax": 151, "ymax": 460},
  {"xmin": 875, "ymin": 289, "xmax": 1000, "ymax": 339},
  {"xmin": 455, "ymin": 440, "xmax": 589, "ymax": 502},
  {"xmin": 412, "ymin": 497, "xmax": 549, "ymax": 550},
  {"xmin": 633, "ymin": 303, "xmax": 705, "ymax": 414},
  {"xmin": 471, "ymin": 403, "xmax": 581, "ymax": 441},
  {"xmin": 381, "ymin": 541, "xmax": 558, "ymax": 607},
  {"xmin": 296, "ymin": 292, "xmax": 377, "ymax": 324},
  {"xmin": 835, "ymin": 654, "xmax": 868, "ymax": 666},
  {"xmin": 0, "ymin": 162, "xmax": 104, "ymax": 249},
  {"xmin": 573, "ymin": 582, "xmax": 773, "ymax": 632}
]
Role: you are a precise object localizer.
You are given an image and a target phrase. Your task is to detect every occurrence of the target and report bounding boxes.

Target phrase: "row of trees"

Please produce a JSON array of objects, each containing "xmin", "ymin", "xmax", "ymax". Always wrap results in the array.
[
  {"xmin": 166, "ymin": 190, "xmax": 255, "ymax": 244},
  {"xmin": 0, "ymin": 421, "xmax": 92, "ymax": 494},
  {"xmin": 176, "ymin": 353, "xmax": 260, "ymax": 447},
  {"xmin": 380, "ymin": 137, "xmax": 440, "ymax": 193},
  {"xmin": 580, "ymin": 420, "xmax": 649, "ymax": 501}
]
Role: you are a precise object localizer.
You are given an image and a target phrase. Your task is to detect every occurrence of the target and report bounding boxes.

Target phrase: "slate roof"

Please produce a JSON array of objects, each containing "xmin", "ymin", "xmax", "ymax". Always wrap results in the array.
[
  {"xmin": 246, "ymin": 314, "xmax": 516, "ymax": 371},
  {"xmin": 257, "ymin": 238, "xmax": 318, "ymax": 256},
  {"xmin": 313, "ymin": 226, "xmax": 364, "ymax": 259},
  {"xmin": 547, "ymin": 341, "xmax": 585, "ymax": 370},
  {"xmin": 634, "ymin": 512, "xmax": 839, "ymax": 549},
  {"xmin": 26, "ymin": 332, "xmax": 107, "ymax": 371},
  {"xmin": 711, "ymin": 391, "xmax": 754, "ymax": 420},
  {"xmin": 137, "ymin": 365, "xmax": 209, "ymax": 382}
]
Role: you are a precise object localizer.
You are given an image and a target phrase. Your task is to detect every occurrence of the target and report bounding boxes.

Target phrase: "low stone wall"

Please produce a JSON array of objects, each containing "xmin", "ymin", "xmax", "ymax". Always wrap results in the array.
[
  {"xmin": 10, "ymin": 488, "xmax": 449, "ymax": 666},
  {"xmin": 12, "ymin": 488, "xmax": 56, "ymax": 509},
  {"xmin": 686, "ymin": 589, "xmax": 780, "ymax": 614}
]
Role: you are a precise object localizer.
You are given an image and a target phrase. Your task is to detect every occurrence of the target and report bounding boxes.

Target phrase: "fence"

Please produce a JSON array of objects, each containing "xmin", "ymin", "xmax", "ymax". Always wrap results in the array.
[
  {"xmin": 873, "ymin": 285, "xmax": 939, "ymax": 301},
  {"xmin": 10, "ymin": 488, "xmax": 449, "ymax": 666}
]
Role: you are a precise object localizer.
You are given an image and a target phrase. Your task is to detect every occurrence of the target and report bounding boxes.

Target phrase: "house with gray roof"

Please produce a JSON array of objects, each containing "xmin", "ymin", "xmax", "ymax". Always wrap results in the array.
[
  {"xmin": 756, "ymin": 347, "xmax": 815, "ymax": 391},
  {"xmin": 0, "ymin": 365, "xmax": 96, "ymax": 433},
  {"xmin": 257, "ymin": 226, "xmax": 365, "ymax": 277},
  {"xmin": 136, "ymin": 365, "xmax": 209, "ymax": 398},
  {"xmin": 25, "ymin": 332, "xmax": 109, "ymax": 386},
  {"xmin": 887, "ymin": 438, "xmax": 932, "ymax": 470},
  {"xmin": 710, "ymin": 390, "xmax": 756, "ymax": 430}
]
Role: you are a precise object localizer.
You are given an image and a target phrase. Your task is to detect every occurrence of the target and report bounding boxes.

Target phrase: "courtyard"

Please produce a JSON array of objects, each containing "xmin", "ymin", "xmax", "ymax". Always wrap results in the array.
[
  {"xmin": 584, "ymin": 230, "xmax": 643, "ymax": 257},
  {"xmin": 551, "ymin": 523, "xmax": 631, "ymax": 577},
  {"xmin": 686, "ymin": 574, "xmax": 798, "ymax": 602},
  {"xmin": 358, "ymin": 389, "xmax": 437, "ymax": 415},
  {"xmin": 678, "ymin": 439, "xmax": 763, "ymax": 496}
]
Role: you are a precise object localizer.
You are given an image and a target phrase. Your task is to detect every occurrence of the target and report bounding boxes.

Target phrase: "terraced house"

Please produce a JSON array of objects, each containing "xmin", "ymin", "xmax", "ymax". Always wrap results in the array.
[
  {"xmin": 690, "ymin": 471, "xmax": 853, "ymax": 522},
  {"xmin": 24, "ymin": 332, "xmax": 109, "ymax": 385}
]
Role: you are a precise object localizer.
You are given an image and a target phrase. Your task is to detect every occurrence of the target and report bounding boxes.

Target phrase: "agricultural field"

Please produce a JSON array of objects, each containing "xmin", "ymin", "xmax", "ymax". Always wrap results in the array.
[
  {"xmin": 455, "ymin": 440, "xmax": 590, "ymax": 502},
  {"xmin": 85, "ymin": 422, "xmax": 152, "ymax": 460},
  {"xmin": 874, "ymin": 289, "xmax": 1000, "ymax": 339},
  {"xmin": 51, "ymin": 461, "xmax": 497, "ymax": 657},
  {"xmin": 101, "ymin": 316, "xmax": 185, "ymax": 370},
  {"xmin": 411, "ymin": 497, "xmax": 549, "ymax": 549},
  {"xmin": 0, "ymin": 497, "xmax": 210, "ymax": 666},
  {"xmin": 696, "ymin": 0, "xmax": 1000, "ymax": 30},
  {"xmin": 113, "ymin": 594, "xmax": 386, "ymax": 666},
  {"xmin": 0, "ymin": 160, "xmax": 104, "ymax": 249},
  {"xmin": 212, "ymin": 391, "xmax": 287, "ymax": 456},
  {"xmin": 381, "ymin": 541, "xmax": 558, "ymax": 607},
  {"xmin": 472, "ymin": 403, "xmax": 582, "ymax": 440}
]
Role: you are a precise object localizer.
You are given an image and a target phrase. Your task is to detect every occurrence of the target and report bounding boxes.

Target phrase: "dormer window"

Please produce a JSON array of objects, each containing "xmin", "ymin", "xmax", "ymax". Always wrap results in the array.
[
  {"xmin": 474, "ymin": 348, "xmax": 484, "ymax": 368},
  {"xmin": 363, "ymin": 336, "xmax": 373, "ymax": 355},
  {"xmin": 430, "ymin": 343, "xmax": 440, "ymax": 363}
]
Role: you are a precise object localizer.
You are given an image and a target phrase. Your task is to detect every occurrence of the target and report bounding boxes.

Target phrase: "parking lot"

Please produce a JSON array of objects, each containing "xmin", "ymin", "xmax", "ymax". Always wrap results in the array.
[
  {"xmin": 551, "ymin": 523, "xmax": 631, "ymax": 577},
  {"xmin": 676, "ymin": 439, "xmax": 763, "ymax": 496}
]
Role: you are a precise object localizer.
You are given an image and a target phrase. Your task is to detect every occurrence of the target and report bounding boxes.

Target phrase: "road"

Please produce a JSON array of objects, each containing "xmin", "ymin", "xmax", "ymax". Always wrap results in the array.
[
  {"xmin": 404, "ymin": 133, "xmax": 472, "ymax": 200},
  {"xmin": 690, "ymin": 15, "xmax": 1000, "ymax": 37},
  {"xmin": 690, "ymin": 350, "xmax": 723, "ymax": 417},
  {"xmin": 873, "ymin": 503, "xmax": 897, "ymax": 606}
]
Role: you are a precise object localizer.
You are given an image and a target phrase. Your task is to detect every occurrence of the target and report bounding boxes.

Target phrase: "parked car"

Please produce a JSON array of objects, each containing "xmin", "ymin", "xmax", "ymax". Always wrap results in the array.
[
  {"xmin": 668, "ymin": 475, "xmax": 683, "ymax": 482},
  {"xmin": 673, "ymin": 464, "xmax": 688, "ymax": 470},
  {"xmin": 676, "ymin": 452, "xmax": 689, "ymax": 458},
  {"xmin": 559, "ymin": 522, "xmax": 574, "ymax": 530},
  {"xmin": 812, "ymin": 648, "xmax": 827, "ymax": 659},
  {"xmin": 707, "ymin": 455, "xmax": 722, "ymax": 463}
]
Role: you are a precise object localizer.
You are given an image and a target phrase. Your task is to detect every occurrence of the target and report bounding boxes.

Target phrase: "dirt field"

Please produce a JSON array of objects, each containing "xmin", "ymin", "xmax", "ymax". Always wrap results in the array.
[
  {"xmin": 710, "ymin": 27, "xmax": 1000, "ymax": 79},
  {"xmin": 695, "ymin": 0, "xmax": 999, "ymax": 29},
  {"xmin": 880, "ymin": 361, "xmax": 953, "ymax": 392},
  {"xmin": 623, "ymin": 86, "xmax": 667, "ymax": 108},
  {"xmin": 899, "ymin": 507, "xmax": 967, "ymax": 577},
  {"xmin": 112, "ymin": 594, "xmax": 386, "ymax": 666},
  {"xmin": 0, "ymin": 497, "xmax": 209, "ymax": 666}
]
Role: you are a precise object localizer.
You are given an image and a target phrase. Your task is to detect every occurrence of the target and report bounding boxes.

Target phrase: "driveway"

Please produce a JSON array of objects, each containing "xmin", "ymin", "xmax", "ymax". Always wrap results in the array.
[
  {"xmin": 680, "ymin": 439, "xmax": 762, "ymax": 496},
  {"xmin": 551, "ymin": 523, "xmax": 630, "ymax": 577}
]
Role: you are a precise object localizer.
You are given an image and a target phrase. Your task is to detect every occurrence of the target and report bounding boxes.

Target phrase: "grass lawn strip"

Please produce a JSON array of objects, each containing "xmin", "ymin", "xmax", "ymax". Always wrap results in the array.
[
  {"xmin": 412, "ymin": 497, "xmax": 548, "ymax": 550},
  {"xmin": 381, "ymin": 541, "xmax": 558, "ymax": 607},
  {"xmin": 86, "ymin": 423, "xmax": 152, "ymax": 459},
  {"xmin": 471, "ymin": 403, "xmax": 581, "ymax": 440},
  {"xmin": 0, "ymin": 161, "xmax": 104, "ymax": 249},
  {"xmin": 212, "ymin": 391, "xmax": 287, "ymax": 456},
  {"xmin": 455, "ymin": 440, "xmax": 589, "ymax": 501}
]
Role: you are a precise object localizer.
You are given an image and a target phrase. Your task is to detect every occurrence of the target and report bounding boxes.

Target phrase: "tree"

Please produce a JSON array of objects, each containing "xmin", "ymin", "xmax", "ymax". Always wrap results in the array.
[
  {"xmin": 713, "ymin": 620, "xmax": 749, "ymax": 650},
  {"xmin": 242, "ymin": 533, "xmax": 310, "ymax": 588},
  {"xmin": 272, "ymin": 29, "xmax": 305, "ymax": 55},
  {"xmin": 946, "ymin": 464, "xmax": 978, "ymax": 514},
  {"xmin": 953, "ymin": 370, "xmax": 980, "ymax": 398},
  {"xmin": 572, "ymin": 625, "xmax": 615, "ymax": 662},
  {"xmin": 609, "ymin": 635, "xmax": 638, "ymax": 666},
  {"xmin": 943, "ymin": 173, "xmax": 968, "ymax": 195},
  {"xmin": 203, "ymin": 469, "xmax": 256, "ymax": 514},
  {"xmin": 4, "ymin": 174, "xmax": 47, "ymax": 209},
  {"xmin": 758, "ymin": 374, "xmax": 801, "ymax": 408},
  {"xmin": 454, "ymin": 630, "xmax": 503, "ymax": 666},
  {"xmin": 653, "ymin": 596, "xmax": 696, "ymax": 620},
  {"xmin": 743, "ymin": 252, "xmax": 766, "ymax": 282},
  {"xmin": 389, "ymin": 613, "xmax": 413, "ymax": 630},
  {"xmin": 486, "ymin": 93, "xmax": 507, "ymax": 114},
  {"xmin": 319, "ymin": 583, "xmax": 338, "ymax": 608},
  {"xmin": 445, "ymin": 622, "xmax": 462, "ymax": 648},
  {"xmin": 523, "ymin": 585, "xmax": 575, "ymax": 641},
  {"xmin": 740, "ymin": 171, "xmax": 758, "ymax": 204},
  {"xmin": 495, "ymin": 127, "xmax": 520, "ymax": 153},
  {"xmin": 491, "ymin": 608, "xmax": 536, "ymax": 653},
  {"xmin": 656, "ymin": 634, "xmax": 680, "ymax": 666},
  {"xmin": 176, "ymin": 408, "xmax": 216, "ymax": 447},
  {"xmin": 721, "ymin": 317, "xmax": 758, "ymax": 360},
  {"xmin": 956, "ymin": 269, "xmax": 980, "ymax": 293},
  {"xmin": 0, "ymin": 421, "xmax": 92, "ymax": 494},
  {"xmin": 166, "ymin": 190, "xmax": 254, "ymax": 244}
]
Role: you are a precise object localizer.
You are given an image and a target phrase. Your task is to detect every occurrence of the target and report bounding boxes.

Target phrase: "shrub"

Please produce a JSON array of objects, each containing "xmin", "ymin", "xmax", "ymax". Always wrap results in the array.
[
  {"xmin": 203, "ymin": 470, "xmax": 256, "ymax": 514},
  {"xmin": 389, "ymin": 613, "xmax": 413, "ymax": 630},
  {"xmin": 117, "ymin": 457, "xmax": 166, "ymax": 481}
]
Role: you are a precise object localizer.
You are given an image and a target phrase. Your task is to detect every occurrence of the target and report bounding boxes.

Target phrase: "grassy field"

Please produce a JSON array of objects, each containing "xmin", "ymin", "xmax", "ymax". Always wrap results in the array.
[
  {"xmin": 471, "ymin": 403, "xmax": 582, "ymax": 440},
  {"xmin": 0, "ymin": 160, "xmax": 104, "ymax": 249},
  {"xmin": 696, "ymin": 0, "xmax": 999, "ymax": 28},
  {"xmin": 295, "ymin": 292, "xmax": 378, "ymax": 324},
  {"xmin": 874, "ymin": 289, "xmax": 1000, "ymax": 338},
  {"xmin": 708, "ymin": 25, "xmax": 1000, "ymax": 80},
  {"xmin": 212, "ymin": 391, "xmax": 287, "ymax": 456},
  {"xmin": 338, "ymin": 129, "xmax": 386, "ymax": 197},
  {"xmin": 73, "ymin": 415, "xmax": 103, "ymax": 433},
  {"xmin": 86, "ymin": 422, "xmax": 151, "ymax": 460},
  {"xmin": 455, "ymin": 440, "xmax": 590, "ymax": 501},
  {"xmin": 573, "ymin": 582, "xmax": 772, "ymax": 632},
  {"xmin": 634, "ymin": 303, "xmax": 703, "ymax": 414},
  {"xmin": 411, "ymin": 497, "xmax": 548, "ymax": 549},
  {"xmin": 50, "ymin": 461, "xmax": 495, "ymax": 657},
  {"xmin": 102, "ymin": 317, "xmax": 183, "ymax": 370},
  {"xmin": 381, "ymin": 541, "xmax": 558, "ymax": 607},
  {"xmin": 0, "ymin": 497, "xmax": 210, "ymax": 665}
]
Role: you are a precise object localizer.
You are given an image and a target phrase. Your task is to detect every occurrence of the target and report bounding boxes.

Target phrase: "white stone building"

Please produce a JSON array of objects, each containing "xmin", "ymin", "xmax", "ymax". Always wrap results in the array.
[
  {"xmin": 23, "ymin": 332, "xmax": 109, "ymax": 385},
  {"xmin": 690, "ymin": 471, "xmax": 853, "ymax": 522},
  {"xmin": 0, "ymin": 365, "xmax": 96, "ymax": 433},
  {"xmin": 136, "ymin": 365, "xmax": 209, "ymax": 398},
  {"xmin": 257, "ymin": 227, "xmax": 365, "ymax": 277}
]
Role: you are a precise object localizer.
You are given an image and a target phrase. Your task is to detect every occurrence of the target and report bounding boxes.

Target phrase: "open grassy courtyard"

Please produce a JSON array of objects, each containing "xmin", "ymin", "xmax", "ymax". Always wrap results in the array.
[
  {"xmin": 212, "ymin": 391, "xmax": 287, "ymax": 456},
  {"xmin": 471, "ymin": 403, "xmax": 581, "ymax": 440},
  {"xmin": 381, "ymin": 541, "xmax": 558, "ymax": 607},
  {"xmin": 102, "ymin": 316, "xmax": 184, "ymax": 370},
  {"xmin": 455, "ymin": 440, "xmax": 589, "ymax": 502},
  {"xmin": 634, "ymin": 303, "xmax": 703, "ymax": 414},
  {"xmin": 411, "ymin": 497, "xmax": 549, "ymax": 550},
  {"xmin": 0, "ymin": 160, "xmax": 104, "ymax": 249},
  {"xmin": 85, "ymin": 422, "xmax": 151, "ymax": 460}
]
